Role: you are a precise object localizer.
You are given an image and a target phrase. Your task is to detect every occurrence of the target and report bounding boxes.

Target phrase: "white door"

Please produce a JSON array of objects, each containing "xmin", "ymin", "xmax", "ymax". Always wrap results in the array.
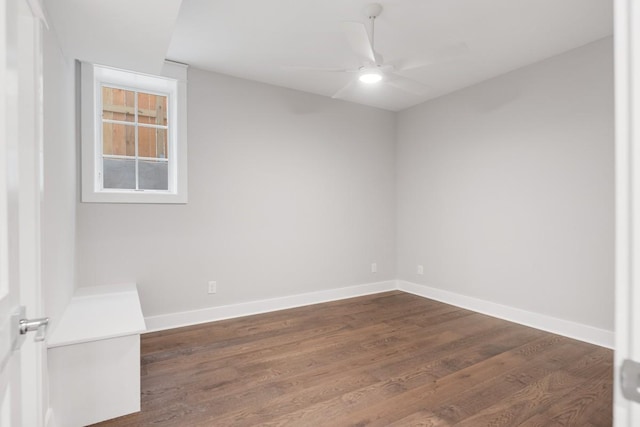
[
  {"xmin": 615, "ymin": 0, "xmax": 640, "ymax": 425},
  {"xmin": 0, "ymin": 0, "xmax": 47, "ymax": 426}
]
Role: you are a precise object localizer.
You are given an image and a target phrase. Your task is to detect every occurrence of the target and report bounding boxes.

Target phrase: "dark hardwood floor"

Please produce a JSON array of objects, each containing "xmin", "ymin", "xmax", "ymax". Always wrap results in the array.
[{"xmin": 93, "ymin": 291, "xmax": 613, "ymax": 426}]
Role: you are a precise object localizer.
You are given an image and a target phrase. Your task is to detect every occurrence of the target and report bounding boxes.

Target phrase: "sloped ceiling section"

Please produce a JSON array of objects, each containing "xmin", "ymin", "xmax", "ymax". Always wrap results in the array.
[{"xmin": 43, "ymin": 0, "xmax": 183, "ymax": 75}]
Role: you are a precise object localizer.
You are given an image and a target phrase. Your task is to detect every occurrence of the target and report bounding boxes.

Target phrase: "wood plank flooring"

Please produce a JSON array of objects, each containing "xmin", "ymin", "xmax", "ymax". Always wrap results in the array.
[{"xmin": 93, "ymin": 291, "xmax": 613, "ymax": 426}]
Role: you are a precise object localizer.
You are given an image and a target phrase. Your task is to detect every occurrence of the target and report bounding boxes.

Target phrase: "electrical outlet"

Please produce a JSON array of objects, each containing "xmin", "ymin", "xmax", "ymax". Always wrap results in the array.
[
  {"xmin": 371, "ymin": 263, "xmax": 377, "ymax": 273},
  {"xmin": 417, "ymin": 265, "xmax": 424, "ymax": 275},
  {"xmin": 208, "ymin": 281, "xmax": 217, "ymax": 294}
]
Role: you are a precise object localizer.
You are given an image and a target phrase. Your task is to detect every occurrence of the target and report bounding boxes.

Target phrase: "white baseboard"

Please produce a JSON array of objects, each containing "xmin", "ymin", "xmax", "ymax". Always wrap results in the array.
[
  {"xmin": 398, "ymin": 280, "xmax": 614, "ymax": 349},
  {"xmin": 144, "ymin": 279, "xmax": 613, "ymax": 349},
  {"xmin": 144, "ymin": 280, "xmax": 397, "ymax": 332}
]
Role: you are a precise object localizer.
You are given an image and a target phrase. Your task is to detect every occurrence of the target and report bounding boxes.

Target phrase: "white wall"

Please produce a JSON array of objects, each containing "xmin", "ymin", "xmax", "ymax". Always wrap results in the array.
[
  {"xmin": 70, "ymin": 37, "xmax": 613, "ymax": 334},
  {"xmin": 42, "ymin": 29, "xmax": 77, "ymax": 329},
  {"xmin": 75, "ymin": 69, "xmax": 397, "ymax": 317},
  {"xmin": 397, "ymin": 38, "xmax": 614, "ymax": 331}
]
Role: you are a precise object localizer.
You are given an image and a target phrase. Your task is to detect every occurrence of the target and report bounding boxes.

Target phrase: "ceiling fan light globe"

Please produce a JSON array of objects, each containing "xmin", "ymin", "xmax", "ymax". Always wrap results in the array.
[{"xmin": 359, "ymin": 72, "xmax": 383, "ymax": 84}]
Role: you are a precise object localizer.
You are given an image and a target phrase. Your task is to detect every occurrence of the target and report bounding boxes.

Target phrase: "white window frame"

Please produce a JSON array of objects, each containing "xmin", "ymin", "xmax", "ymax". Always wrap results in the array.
[{"xmin": 81, "ymin": 61, "xmax": 188, "ymax": 203}]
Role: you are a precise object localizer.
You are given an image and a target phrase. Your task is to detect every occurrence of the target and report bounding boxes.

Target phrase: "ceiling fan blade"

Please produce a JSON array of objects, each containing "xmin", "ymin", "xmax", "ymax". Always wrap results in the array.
[
  {"xmin": 342, "ymin": 21, "xmax": 376, "ymax": 63},
  {"xmin": 386, "ymin": 73, "xmax": 430, "ymax": 95},
  {"xmin": 399, "ymin": 42, "xmax": 470, "ymax": 71},
  {"xmin": 331, "ymin": 78, "xmax": 358, "ymax": 99}
]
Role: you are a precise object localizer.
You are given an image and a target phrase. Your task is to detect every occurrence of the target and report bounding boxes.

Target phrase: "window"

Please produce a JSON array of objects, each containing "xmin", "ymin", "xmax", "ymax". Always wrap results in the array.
[
  {"xmin": 81, "ymin": 61, "xmax": 187, "ymax": 203},
  {"xmin": 101, "ymin": 87, "xmax": 169, "ymax": 191}
]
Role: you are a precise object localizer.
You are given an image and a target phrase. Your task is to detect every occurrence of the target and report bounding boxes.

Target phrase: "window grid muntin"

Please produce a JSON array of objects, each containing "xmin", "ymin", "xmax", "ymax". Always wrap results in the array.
[
  {"xmin": 134, "ymin": 89, "xmax": 139, "ymax": 190},
  {"xmin": 103, "ymin": 154, "xmax": 169, "ymax": 162}
]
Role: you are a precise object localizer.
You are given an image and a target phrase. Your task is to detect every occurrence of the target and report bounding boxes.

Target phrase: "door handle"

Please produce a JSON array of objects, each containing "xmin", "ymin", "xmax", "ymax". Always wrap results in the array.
[
  {"xmin": 19, "ymin": 316, "xmax": 49, "ymax": 342},
  {"xmin": 621, "ymin": 359, "xmax": 640, "ymax": 403},
  {"xmin": 12, "ymin": 306, "xmax": 49, "ymax": 351}
]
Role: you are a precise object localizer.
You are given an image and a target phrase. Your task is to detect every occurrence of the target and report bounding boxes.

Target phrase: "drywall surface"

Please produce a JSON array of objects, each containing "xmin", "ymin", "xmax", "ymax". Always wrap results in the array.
[
  {"xmin": 397, "ymin": 37, "xmax": 614, "ymax": 331},
  {"xmin": 75, "ymin": 70, "xmax": 396, "ymax": 317},
  {"xmin": 42, "ymin": 29, "xmax": 77, "ymax": 329}
]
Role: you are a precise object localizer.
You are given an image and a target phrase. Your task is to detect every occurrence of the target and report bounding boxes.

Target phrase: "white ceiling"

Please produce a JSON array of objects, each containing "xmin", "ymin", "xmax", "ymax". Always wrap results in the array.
[
  {"xmin": 167, "ymin": 0, "xmax": 613, "ymax": 111},
  {"xmin": 44, "ymin": 0, "xmax": 613, "ymax": 112}
]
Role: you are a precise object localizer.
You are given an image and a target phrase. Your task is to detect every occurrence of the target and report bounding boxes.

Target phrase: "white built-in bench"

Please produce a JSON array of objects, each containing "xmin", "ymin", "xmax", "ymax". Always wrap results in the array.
[{"xmin": 47, "ymin": 283, "xmax": 146, "ymax": 427}]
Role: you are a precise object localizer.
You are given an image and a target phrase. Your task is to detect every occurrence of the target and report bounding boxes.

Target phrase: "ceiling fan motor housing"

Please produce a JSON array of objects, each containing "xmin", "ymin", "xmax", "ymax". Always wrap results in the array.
[{"xmin": 364, "ymin": 3, "xmax": 383, "ymax": 19}]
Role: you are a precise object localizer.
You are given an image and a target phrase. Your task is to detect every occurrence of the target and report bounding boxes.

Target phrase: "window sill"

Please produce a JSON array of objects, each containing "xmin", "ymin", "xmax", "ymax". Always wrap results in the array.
[{"xmin": 81, "ymin": 189, "xmax": 187, "ymax": 204}]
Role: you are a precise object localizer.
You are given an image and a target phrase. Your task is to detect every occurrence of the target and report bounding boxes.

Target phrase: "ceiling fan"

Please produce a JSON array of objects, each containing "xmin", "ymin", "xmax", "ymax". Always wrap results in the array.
[{"xmin": 287, "ymin": 3, "xmax": 468, "ymax": 99}]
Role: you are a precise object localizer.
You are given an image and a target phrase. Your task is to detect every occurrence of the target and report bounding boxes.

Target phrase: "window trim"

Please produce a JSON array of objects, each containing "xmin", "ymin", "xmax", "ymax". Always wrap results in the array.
[{"xmin": 81, "ymin": 61, "xmax": 188, "ymax": 204}]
